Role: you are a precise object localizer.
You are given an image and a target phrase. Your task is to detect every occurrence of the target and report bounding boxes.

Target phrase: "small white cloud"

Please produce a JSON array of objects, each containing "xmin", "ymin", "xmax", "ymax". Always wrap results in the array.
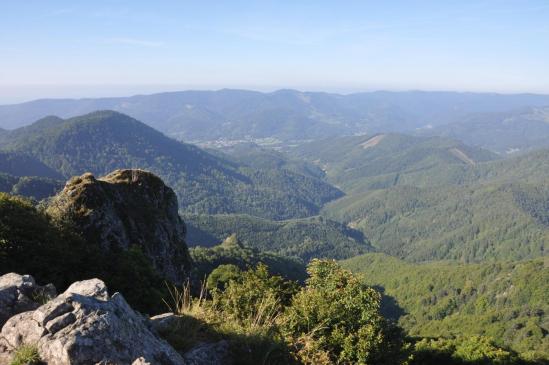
[
  {"xmin": 103, "ymin": 37, "xmax": 165, "ymax": 48},
  {"xmin": 45, "ymin": 8, "xmax": 73, "ymax": 17}
]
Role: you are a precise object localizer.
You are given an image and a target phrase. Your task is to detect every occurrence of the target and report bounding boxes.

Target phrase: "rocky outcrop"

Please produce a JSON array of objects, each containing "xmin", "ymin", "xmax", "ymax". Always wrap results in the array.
[
  {"xmin": 0, "ymin": 273, "xmax": 56, "ymax": 328},
  {"xmin": 0, "ymin": 278, "xmax": 185, "ymax": 365},
  {"xmin": 46, "ymin": 169, "xmax": 191, "ymax": 283},
  {"xmin": 183, "ymin": 341, "xmax": 232, "ymax": 365}
]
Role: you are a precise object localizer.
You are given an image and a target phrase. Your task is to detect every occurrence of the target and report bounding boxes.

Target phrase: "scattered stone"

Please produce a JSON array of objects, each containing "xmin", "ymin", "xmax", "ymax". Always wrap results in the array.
[{"xmin": 0, "ymin": 273, "xmax": 56, "ymax": 328}]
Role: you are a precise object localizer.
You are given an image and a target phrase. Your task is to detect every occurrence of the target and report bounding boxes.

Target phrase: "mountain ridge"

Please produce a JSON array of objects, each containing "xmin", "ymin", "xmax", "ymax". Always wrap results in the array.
[
  {"xmin": 0, "ymin": 110, "xmax": 342, "ymax": 219},
  {"xmin": 2, "ymin": 89, "xmax": 549, "ymax": 144}
]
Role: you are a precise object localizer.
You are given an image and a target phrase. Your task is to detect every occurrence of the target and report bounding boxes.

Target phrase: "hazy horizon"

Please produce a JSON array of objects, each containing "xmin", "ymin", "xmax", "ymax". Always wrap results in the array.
[
  {"xmin": 1, "ymin": 0, "xmax": 549, "ymax": 103},
  {"xmin": 3, "ymin": 83, "xmax": 549, "ymax": 105}
]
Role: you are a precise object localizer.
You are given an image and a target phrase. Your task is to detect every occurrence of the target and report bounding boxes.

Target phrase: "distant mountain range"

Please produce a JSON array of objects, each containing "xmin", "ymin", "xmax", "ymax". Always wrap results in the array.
[
  {"xmin": 0, "ymin": 110, "xmax": 341, "ymax": 219},
  {"xmin": 418, "ymin": 106, "xmax": 549, "ymax": 154},
  {"xmin": 1, "ymin": 89, "xmax": 549, "ymax": 148}
]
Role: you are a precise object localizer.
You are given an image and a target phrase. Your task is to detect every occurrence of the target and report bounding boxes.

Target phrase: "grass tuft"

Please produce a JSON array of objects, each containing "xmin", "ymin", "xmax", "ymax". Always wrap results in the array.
[{"xmin": 10, "ymin": 344, "xmax": 41, "ymax": 365}]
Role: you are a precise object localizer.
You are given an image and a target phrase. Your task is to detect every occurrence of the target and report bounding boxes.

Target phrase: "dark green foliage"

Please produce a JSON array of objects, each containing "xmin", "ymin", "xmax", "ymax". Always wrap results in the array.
[
  {"xmin": 411, "ymin": 336, "xmax": 544, "ymax": 365},
  {"xmin": 0, "ymin": 193, "xmax": 90, "ymax": 289},
  {"xmin": 0, "ymin": 151, "xmax": 62, "ymax": 179},
  {"xmin": 326, "ymin": 182, "xmax": 548, "ymax": 262},
  {"xmin": 206, "ymin": 264, "xmax": 242, "ymax": 291},
  {"xmin": 281, "ymin": 259, "xmax": 408, "ymax": 364},
  {"xmin": 512, "ymin": 184, "xmax": 549, "ymax": 227},
  {"xmin": 0, "ymin": 151, "xmax": 63, "ymax": 200},
  {"xmin": 1, "ymin": 111, "xmax": 341, "ymax": 219},
  {"xmin": 185, "ymin": 213, "xmax": 374, "ymax": 261},
  {"xmin": 190, "ymin": 236, "xmax": 307, "ymax": 283},
  {"xmin": 0, "ymin": 173, "xmax": 62, "ymax": 201},
  {"xmin": 211, "ymin": 264, "xmax": 299, "ymax": 323},
  {"xmin": 0, "ymin": 193, "xmax": 167, "ymax": 313},
  {"xmin": 189, "ymin": 261, "xmax": 408, "ymax": 364},
  {"xmin": 341, "ymin": 253, "xmax": 549, "ymax": 359},
  {"xmin": 10, "ymin": 176, "xmax": 63, "ymax": 201},
  {"xmin": 293, "ymin": 133, "xmax": 549, "ymax": 262},
  {"xmin": 203, "ymin": 264, "xmax": 299, "ymax": 365}
]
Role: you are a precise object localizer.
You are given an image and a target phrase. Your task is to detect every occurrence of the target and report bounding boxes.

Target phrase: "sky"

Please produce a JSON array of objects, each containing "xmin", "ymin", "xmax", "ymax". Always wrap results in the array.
[{"xmin": 1, "ymin": 0, "xmax": 549, "ymax": 103}]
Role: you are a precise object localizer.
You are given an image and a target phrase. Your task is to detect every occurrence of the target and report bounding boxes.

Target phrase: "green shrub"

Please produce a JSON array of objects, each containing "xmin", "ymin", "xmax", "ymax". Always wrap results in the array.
[
  {"xmin": 211, "ymin": 263, "xmax": 298, "ymax": 327},
  {"xmin": 412, "ymin": 336, "xmax": 527, "ymax": 365},
  {"xmin": 206, "ymin": 264, "xmax": 242, "ymax": 291},
  {"xmin": 281, "ymin": 259, "xmax": 408, "ymax": 364}
]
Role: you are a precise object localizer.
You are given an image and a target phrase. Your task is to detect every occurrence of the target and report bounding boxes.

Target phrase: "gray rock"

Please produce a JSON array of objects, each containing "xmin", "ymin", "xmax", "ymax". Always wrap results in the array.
[
  {"xmin": 46, "ymin": 169, "xmax": 191, "ymax": 283},
  {"xmin": 0, "ymin": 278, "xmax": 185, "ymax": 365},
  {"xmin": 183, "ymin": 341, "xmax": 232, "ymax": 365},
  {"xmin": 64, "ymin": 278, "xmax": 109, "ymax": 300},
  {"xmin": 0, "ymin": 273, "xmax": 56, "ymax": 328},
  {"xmin": 150, "ymin": 313, "xmax": 180, "ymax": 334}
]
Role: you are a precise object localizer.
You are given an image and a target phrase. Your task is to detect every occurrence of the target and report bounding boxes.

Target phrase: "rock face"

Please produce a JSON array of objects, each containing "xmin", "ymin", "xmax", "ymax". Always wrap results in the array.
[
  {"xmin": 46, "ymin": 169, "xmax": 191, "ymax": 283},
  {"xmin": 0, "ymin": 273, "xmax": 56, "ymax": 328},
  {"xmin": 0, "ymin": 278, "xmax": 185, "ymax": 365}
]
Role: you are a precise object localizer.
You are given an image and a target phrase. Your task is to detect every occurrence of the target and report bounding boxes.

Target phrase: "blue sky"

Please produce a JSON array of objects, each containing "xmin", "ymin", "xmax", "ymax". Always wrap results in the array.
[{"xmin": 1, "ymin": 0, "xmax": 548, "ymax": 102}]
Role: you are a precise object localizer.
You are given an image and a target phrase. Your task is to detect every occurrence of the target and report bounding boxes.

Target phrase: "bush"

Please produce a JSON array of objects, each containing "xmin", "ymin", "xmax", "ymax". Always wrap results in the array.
[
  {"xmin": 281, "ymin": 259, "xmax": 408, "ymax": 364},
  {"xmin": 412, "ymin": 336, "xmax": 527, "ymax": 365},
  {"xmin": 211, "ymin": 263, "xmax": 298, "ymax": 327},
  {"xmin": 161, "ymin": 260, "xmax": 410, "ymax": 364},
  {"xmin": 206, "ymin": 264, "xmax": 241, "ymax": 291}
]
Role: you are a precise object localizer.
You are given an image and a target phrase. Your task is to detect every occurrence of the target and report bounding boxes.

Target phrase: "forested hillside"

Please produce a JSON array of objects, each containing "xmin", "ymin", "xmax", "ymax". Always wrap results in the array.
[
  {"xmin": 0, "ymin": 173, "xmax": 62, "ymax": 201},
  {"xmin": 190, "ymin": 234, "xmax": 307, "ymax": 283},
  {"xmin": 212, "ymin": 142, "xmax": 326, "ymax": 179},
  {"xmin": 292, "ymin": 133, "xmax": 499, "ymax": 189},
  {"xmin": 0, "ymin": 151, "xmax": 63, "ymax": 200},
  {"xmin": 0, "ymin": 111, "xmax": 342, "ymax": 219},
  {"xmin": 184, "ymin": 213, "xmax": 374, "ymax": 261},
  {"xmin": 0, "ymin": 151, "xmax": 63, "ymax": 179},
  {"xmin": 287, "ymin": 134, "xmax": 549, "ymax": 262},
  {"xmin": 341, "ymin": 253, "xmax": 549, "ymax": 359},
  {"xmin": 324, "ymin": 182, "xmax": 548, "ymax": 262}
]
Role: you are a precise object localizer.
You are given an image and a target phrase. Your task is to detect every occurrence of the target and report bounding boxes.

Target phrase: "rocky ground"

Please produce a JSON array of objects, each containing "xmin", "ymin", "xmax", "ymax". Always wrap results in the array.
[{"xmin": 0, "ymin": 273, "xmax": 231, "ymax": 365}]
